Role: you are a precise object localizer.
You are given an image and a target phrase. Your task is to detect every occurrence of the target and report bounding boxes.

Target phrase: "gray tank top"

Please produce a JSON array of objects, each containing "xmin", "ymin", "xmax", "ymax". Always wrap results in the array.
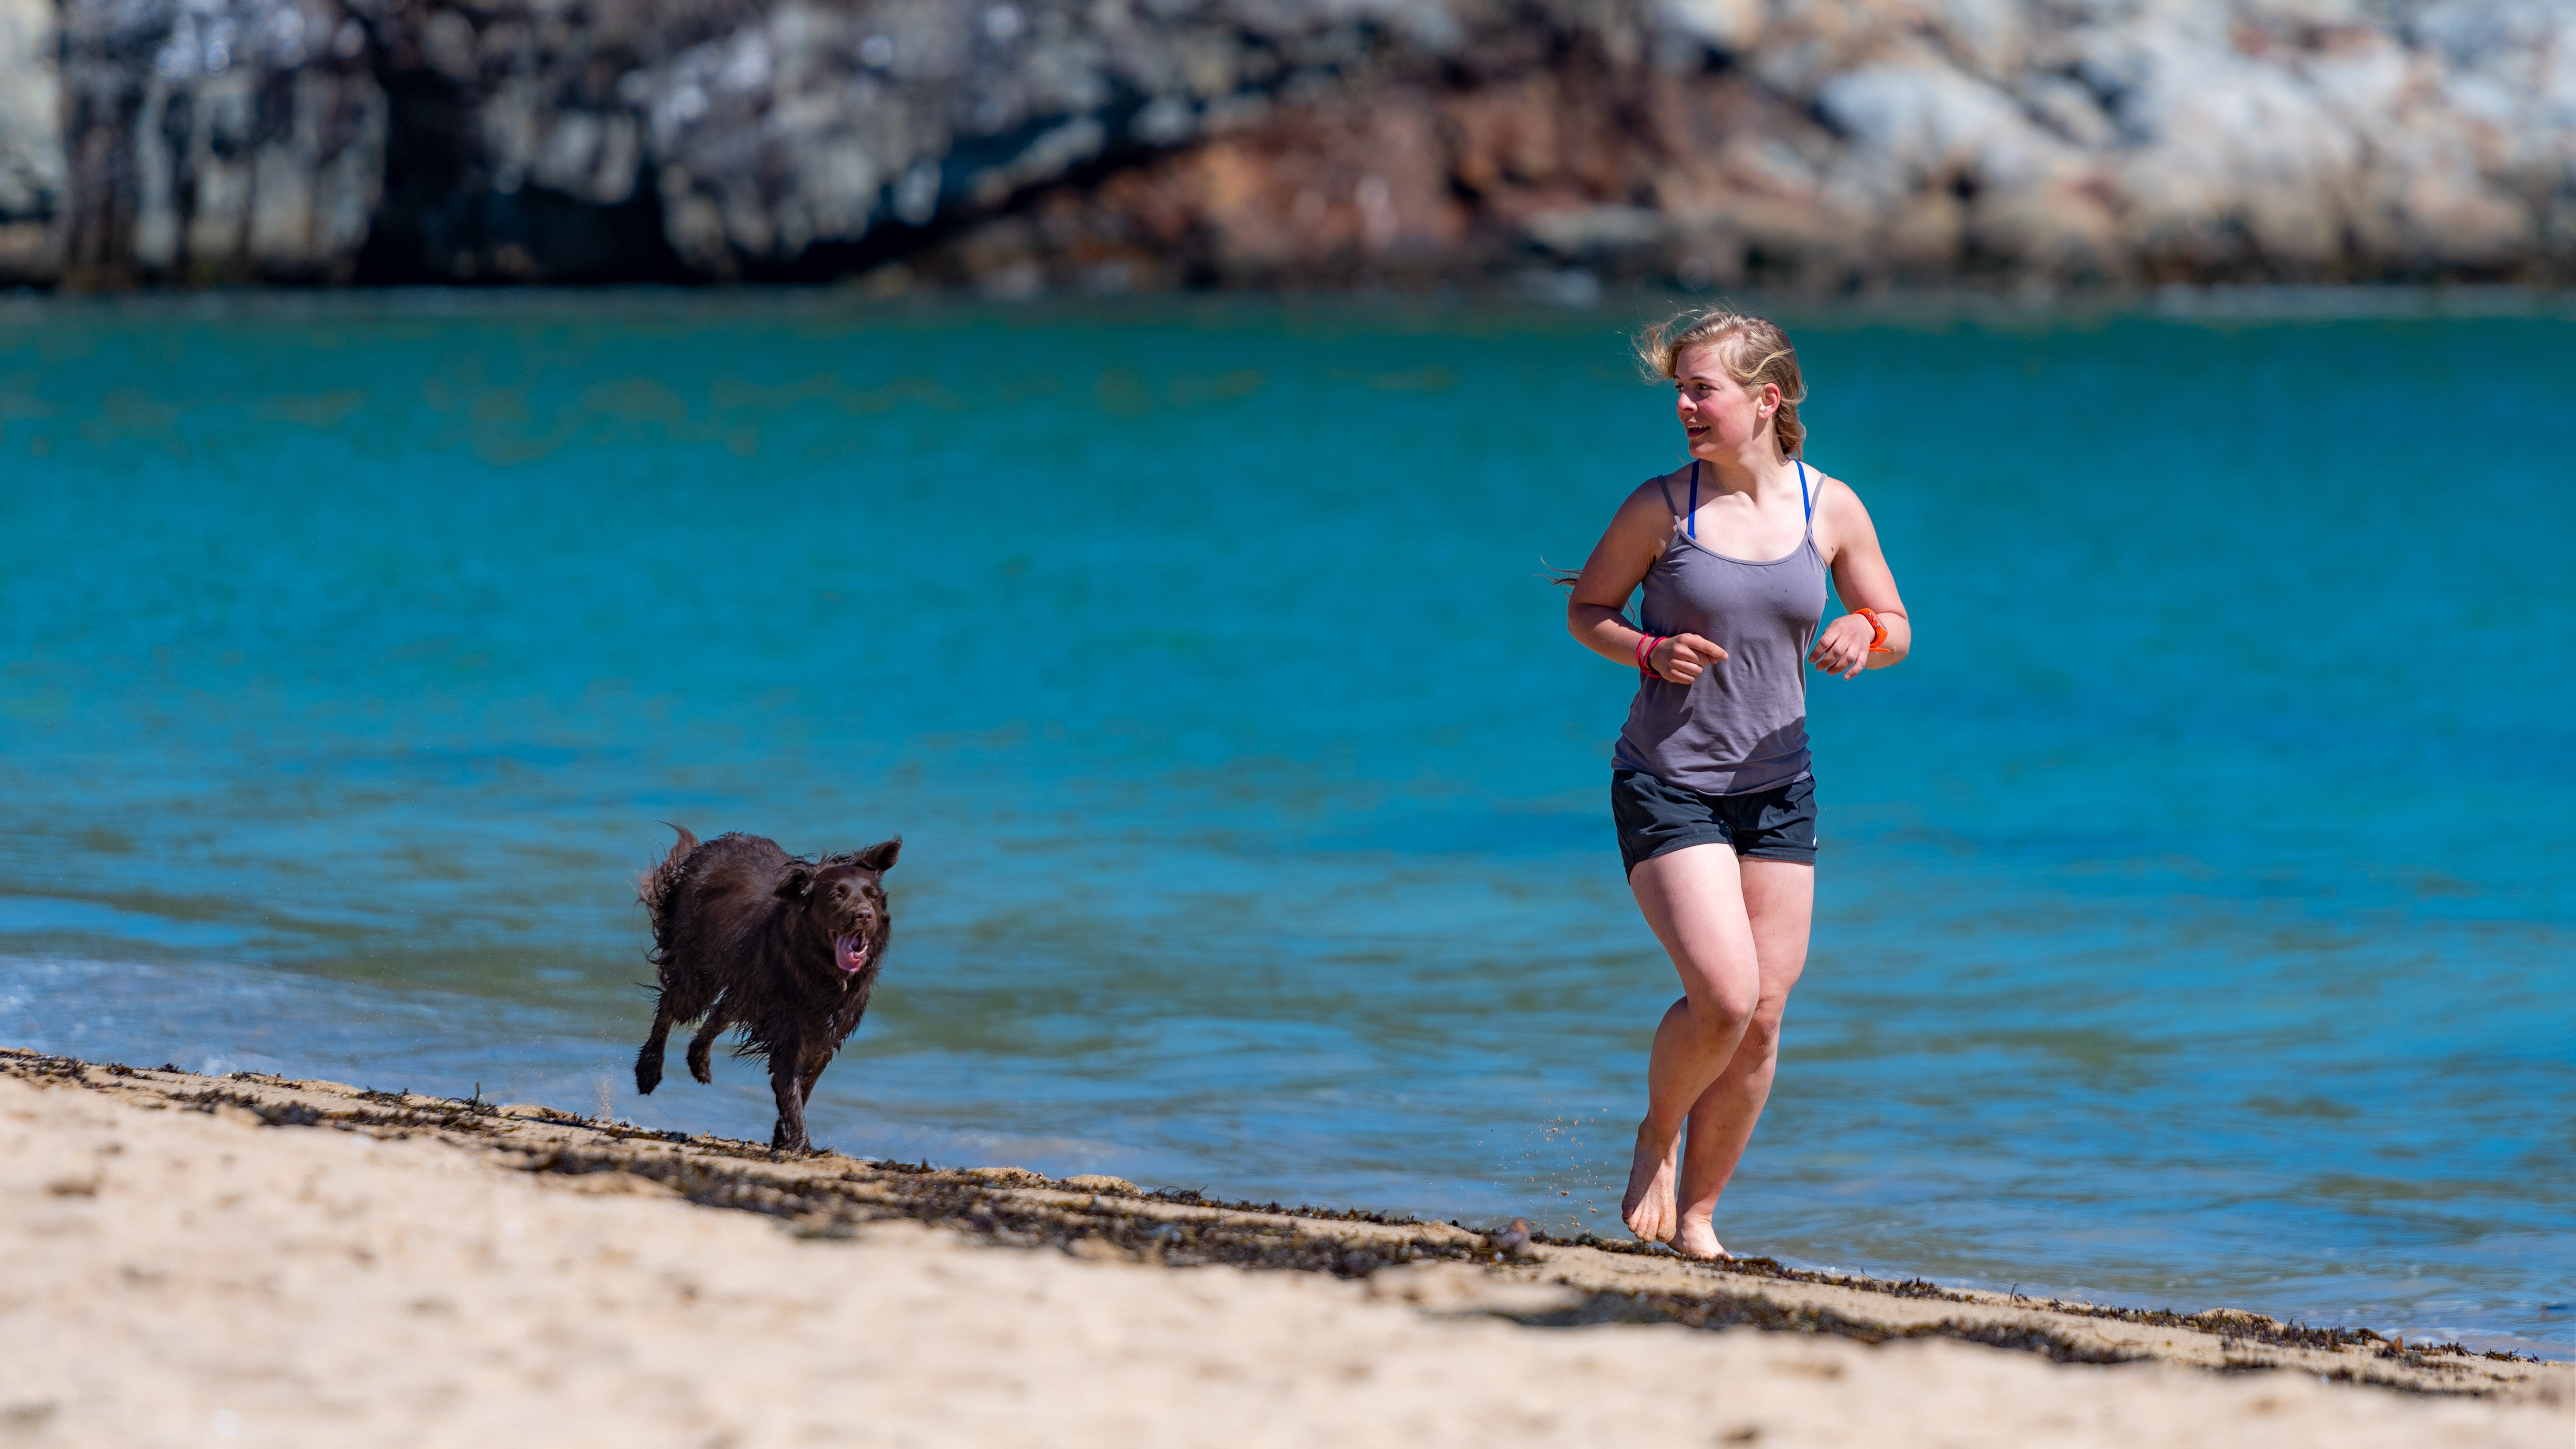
[{"xmin": 1613, "ymin": 460, "xmax": 1829, "ymax": 796}]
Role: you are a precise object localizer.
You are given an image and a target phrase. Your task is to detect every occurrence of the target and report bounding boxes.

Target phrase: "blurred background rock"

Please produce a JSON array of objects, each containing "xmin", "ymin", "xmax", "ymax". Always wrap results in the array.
[{"xmin": 0, "ymin": 0, "xmax": 2568, "ymax": 290}]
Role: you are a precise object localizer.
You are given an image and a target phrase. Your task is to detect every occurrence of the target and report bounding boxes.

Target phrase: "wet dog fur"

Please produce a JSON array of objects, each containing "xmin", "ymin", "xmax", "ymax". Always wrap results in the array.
[{"xmin": 631, "ymin": 826, "xmax": 901, "ymax": 1152}]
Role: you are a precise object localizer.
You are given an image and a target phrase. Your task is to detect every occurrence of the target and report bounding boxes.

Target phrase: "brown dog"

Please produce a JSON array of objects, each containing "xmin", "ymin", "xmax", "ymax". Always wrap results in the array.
[{"xmin": 632, "ymin": 826, "xmax": 901, "ymax": 1152}]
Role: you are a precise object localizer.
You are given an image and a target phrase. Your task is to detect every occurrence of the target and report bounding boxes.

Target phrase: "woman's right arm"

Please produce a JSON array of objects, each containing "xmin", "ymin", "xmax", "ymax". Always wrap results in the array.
[{"xmin": 1564, "ymin": 484, "xmax": 1729, "ymax": 684}]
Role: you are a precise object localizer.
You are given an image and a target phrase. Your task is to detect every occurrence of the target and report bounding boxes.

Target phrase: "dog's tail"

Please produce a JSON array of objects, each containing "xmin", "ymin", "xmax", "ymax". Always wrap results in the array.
[{"xmin": 636, "ymin": 824, "xmax": 699, "ymax": 952}]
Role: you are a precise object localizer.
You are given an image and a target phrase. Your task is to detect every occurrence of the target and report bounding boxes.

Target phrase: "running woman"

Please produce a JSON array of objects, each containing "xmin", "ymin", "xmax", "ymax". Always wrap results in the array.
[{"xmin": 1562, "ymin": 310, "xmax": 1910, "ymax": 1259}]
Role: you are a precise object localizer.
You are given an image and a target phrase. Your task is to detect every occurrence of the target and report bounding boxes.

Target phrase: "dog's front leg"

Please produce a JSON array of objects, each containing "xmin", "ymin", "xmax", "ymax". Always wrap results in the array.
[
  {"xmin": 769, "ymin": 1045, "xmax": 811, "ymax": 1153},
  {"xmin": 797, "ymin": 1047, "xmax": 833, "ymax": 1106}
]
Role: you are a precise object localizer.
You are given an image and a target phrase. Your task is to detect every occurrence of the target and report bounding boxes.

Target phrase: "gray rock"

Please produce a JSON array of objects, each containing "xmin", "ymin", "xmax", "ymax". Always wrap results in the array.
[
  {"xmin": 44, "ymin": 0, "xmax": 383, "ymax": 284},
  {"xmin": 0, "ymin": 0, "xmax": 63, "ymax": 280},
  {"xmin": 0, "ymin": 0, "xmax": 2568, "ymax": 286}
]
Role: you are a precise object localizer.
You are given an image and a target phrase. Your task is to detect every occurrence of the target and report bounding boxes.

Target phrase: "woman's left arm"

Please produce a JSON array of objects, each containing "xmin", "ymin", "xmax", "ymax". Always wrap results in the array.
[{"xmin": 1809, "ymin": 476, "xmax": 1911, "ymax": 679}]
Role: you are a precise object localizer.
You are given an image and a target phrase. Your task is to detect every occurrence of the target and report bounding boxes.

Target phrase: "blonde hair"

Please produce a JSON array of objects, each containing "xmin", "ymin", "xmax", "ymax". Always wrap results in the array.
[{"xmin": 1634, "ymin": 309, "xmax": 1807, "ymax": 460}]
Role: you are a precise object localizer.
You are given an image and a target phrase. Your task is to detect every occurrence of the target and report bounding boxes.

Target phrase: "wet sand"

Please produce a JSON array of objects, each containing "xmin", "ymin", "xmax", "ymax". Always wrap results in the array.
[{"xmin": 2, "ymin": 1048, "xmax": 2567, "ymax": 1447}]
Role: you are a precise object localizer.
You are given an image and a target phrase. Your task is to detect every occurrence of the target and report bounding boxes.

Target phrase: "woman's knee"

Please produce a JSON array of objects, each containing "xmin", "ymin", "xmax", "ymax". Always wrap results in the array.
[
  {"xmin": 1734, "ymin": 1003, "xmax": 1788, "ymax": 1060},
  {"xmin": 1680, "ymin": 974, "xmax": 1759, "ymax": 1032}
]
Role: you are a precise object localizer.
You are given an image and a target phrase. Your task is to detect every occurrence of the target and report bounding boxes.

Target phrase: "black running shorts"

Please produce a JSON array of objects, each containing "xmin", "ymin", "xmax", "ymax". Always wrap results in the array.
[{"xmin": 1611, "ymin": 768, "xmax": 1818, "ymax": 875}]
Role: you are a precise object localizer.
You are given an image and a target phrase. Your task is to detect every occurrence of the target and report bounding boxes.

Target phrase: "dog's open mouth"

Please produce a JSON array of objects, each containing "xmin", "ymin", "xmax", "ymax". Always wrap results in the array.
[{"xmin": 832, "ymin": 933, "xmax": 871, "ymax": 975}]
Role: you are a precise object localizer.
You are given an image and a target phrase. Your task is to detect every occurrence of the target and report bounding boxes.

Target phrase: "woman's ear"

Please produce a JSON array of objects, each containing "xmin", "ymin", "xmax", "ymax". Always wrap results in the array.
[{"xmin": 774, "ymin": 868, "xmax": 814, "ymax": 899}]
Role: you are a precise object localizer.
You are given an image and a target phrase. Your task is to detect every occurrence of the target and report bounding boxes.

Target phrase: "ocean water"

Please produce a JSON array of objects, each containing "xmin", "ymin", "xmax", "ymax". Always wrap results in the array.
[{"xmin": 2, "ymin": 290, "xmax": 2569, "ymax": 1356}]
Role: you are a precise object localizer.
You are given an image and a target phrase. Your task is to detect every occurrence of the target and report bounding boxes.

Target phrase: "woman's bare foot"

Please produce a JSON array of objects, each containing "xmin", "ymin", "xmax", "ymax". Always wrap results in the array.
[
  {"xmin": 1671, "ymin": 1213, "xmax": 1730, "ymax": 1261},
  {"xmin": 1620, "ymin": 1124, "xmax": 1679, "ymax": 1242}
]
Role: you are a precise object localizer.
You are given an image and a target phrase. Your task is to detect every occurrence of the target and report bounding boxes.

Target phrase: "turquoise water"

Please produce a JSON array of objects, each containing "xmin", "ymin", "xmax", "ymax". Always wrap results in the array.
[{"xmin": 2, "ymin": 291, "xmax": 2570, "ymax": 1355}]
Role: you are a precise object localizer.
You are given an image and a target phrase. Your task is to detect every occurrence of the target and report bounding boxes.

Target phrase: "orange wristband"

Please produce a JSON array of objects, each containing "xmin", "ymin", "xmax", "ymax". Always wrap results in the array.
[{"xmin": 1854, "ymin": 608, "xmax": 1892, "ymax": 654}]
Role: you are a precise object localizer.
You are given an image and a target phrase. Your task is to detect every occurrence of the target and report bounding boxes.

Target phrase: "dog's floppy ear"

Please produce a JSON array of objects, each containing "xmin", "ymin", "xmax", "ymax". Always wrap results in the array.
[
  {"xmin": 851, "ymin": 838, "xmax": 901, "ymax": 873},
  {"xmin": 774, "ymin": 867, "xmax": 814, "ymax": 900}
]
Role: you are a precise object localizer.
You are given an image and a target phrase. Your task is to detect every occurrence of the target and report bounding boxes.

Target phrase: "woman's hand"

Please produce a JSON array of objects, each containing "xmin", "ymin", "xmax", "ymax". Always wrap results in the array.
[
  {"xmin": 1651, "ymin": 633, "xmax": 1728, "ymax": 684},
  {"xmin": 1808, "ymin": 614, "xmax": 1878, "ymax": 679}
]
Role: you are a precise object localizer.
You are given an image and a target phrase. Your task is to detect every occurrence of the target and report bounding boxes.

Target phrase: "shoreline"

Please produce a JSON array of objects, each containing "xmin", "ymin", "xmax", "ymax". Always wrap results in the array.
[
  {"xmin": 5, "ymin": 1048, "xmax": 2570, "ymax": 1445},
  {"xmin": 8, "ymin": 281, "xmax": 2576, "ymax": 325}
]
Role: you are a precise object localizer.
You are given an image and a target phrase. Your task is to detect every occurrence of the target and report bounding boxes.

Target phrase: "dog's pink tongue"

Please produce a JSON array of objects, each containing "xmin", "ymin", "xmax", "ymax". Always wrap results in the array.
[{"xmin": 833, "ymin": 933, "xmax": 869, "ymax": 972}]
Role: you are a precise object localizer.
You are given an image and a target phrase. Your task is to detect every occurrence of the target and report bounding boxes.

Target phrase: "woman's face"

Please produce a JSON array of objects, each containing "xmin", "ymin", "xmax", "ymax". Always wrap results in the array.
[{"xmin": 1673, "ymin": 345, "xmax": 1777, "ymax": 459}]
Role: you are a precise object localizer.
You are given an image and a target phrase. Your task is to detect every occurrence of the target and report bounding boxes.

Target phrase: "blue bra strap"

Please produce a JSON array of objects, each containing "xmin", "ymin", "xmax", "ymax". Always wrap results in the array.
[
  {"xmin": 1686, "ymin": 460, "xmax": 1699, "ymax": 539},
  {"xmin": 1796, "ymin": 459, "xmax": 1810, "ymax": 525}
]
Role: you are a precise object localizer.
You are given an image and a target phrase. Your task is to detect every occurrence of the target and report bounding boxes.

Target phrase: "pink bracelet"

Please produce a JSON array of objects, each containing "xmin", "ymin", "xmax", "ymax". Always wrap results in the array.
[{"xmin": 1636, "ymin": 634, "xmax": 1666, "ymax": 678}]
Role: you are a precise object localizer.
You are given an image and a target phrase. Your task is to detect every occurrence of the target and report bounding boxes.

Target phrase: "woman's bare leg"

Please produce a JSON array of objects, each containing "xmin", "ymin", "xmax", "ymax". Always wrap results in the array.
[
  {"xmin": 1620, "ymin": 844, "xmax": 1763, "ymax": 1243},
  {"xmin": 1671, "ymin": 859, "xmax": 1813, "ymax": 1259}
]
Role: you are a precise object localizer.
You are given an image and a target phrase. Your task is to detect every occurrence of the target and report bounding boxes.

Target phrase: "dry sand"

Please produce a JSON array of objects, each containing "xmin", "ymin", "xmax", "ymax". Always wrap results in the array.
[{"xmin": 2, "ymin": 1048, "xmax": 2567, "ymax": 1448}]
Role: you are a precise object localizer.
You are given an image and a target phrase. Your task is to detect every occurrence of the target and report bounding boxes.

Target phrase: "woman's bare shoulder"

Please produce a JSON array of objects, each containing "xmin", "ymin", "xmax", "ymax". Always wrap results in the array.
[
  {"xmin": 1802, "ymin": 464, "xmax": 1858, "ymax": 500},
  {"xmin": 1629, "ymin": 466, "xmax": 1689, "ymax": 500},
  {"xmin": 1628, "ymin": 467, "xmax": 1699, "ymax": 517},
  {"xmin": 1597, "ymin": 470, "xmax": 1678, "ymax": 528},
  {"xmin": 1804, "ymin": 466, "xmax": 1883, "ymax": 555},
  {"xmin": 1808, "ymin": 467, "xmax": 1875, "ymax": 518},
  {"xmin": 1569, "ymin": 471, "xmax": 1687, "ymax": 600}
]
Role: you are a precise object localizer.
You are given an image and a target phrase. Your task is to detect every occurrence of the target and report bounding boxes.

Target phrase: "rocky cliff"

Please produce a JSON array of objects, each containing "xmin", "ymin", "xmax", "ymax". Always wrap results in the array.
[{"xmin": 1, "ymin": 0, "xmax": 2569, "ymax": 290}]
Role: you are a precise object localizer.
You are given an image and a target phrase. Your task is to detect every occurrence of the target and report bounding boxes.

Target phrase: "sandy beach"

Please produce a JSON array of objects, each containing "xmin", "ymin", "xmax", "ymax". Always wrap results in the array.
[{"xmin": 2, "ymin": 1047, "xmax": 2566, "ymax": 1448}]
